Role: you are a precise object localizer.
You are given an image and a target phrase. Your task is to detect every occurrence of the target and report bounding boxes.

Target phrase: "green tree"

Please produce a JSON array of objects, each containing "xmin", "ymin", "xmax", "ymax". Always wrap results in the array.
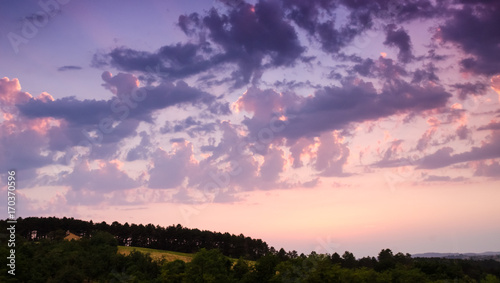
[
  {"xmin": 247, "ymin": 253, "xmax": 279, "ymax": 282},
  {"xmin": 376, "ymin": 249, "xmax": 396, "ymax": 271},
  {"xmin": 160, "ymin": 259, "xmax": 186, "ymax": 283},
  {"xmin": 481, "ymin": 274, "xmax": 500, "ymax": 283},
  {"xmin": 341, "ymin": 251, "xmax": 356, "ymax": 269},
  {"xmin": 233, "ymin": 257, "xmax": 251, "ymax": 281},
  {"xmin": 185, "ymin": 248, "xmax": 233, "ymax": 283}
]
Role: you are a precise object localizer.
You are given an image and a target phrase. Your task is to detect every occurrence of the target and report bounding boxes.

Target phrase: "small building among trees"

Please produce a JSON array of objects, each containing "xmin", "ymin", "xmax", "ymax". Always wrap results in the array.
[{"xmin": 64, "ymin": 230, "xmax": 81, "ymax": 241}]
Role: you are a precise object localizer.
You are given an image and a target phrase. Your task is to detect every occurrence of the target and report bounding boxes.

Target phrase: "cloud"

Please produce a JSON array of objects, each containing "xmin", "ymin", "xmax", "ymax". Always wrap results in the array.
[
  {"xmin": 416, "ymin": 128, "xmax": 436, "ymax": 151},
  {"xmin": 234, "ymin": 79, "xmax": 451, "ymax": 144},
  {"xmin": 18, "ymin": 96, "xmax": 111, "ymax": 126},
  {"xmin": 92, "ymin": 0, "xmax": 447, "ymax": 88},
  {"xmin": 0, "ymin": 123, "xmax": 53, "ymax": 172},
  {"xmin": 314, "ymin": 131, "xmax": 351, "ymax": 177},
  {"xmin": 456, "ymin": 125, "xmax": 471, "ymax": 140},
  {"xmin": 286, "ymin": 0, "xmax": 373, "ymax": 54},
  {"xmin": 339, "ymin": 0, "xmax": 441, "ymax": 23},
  {"xmin": 418, "ymin": 131, "xmax": 500, "ymax": 169},
  {"xmin": 60, "ymin": 159, "xmax": 140, "ymax": 193},
  {"xmin": 161, "ymin": 117, "xmax": 218, "ymax": 138},
  {"xmin": 477, "ymin": 121, "xmax": 500, "ymax": 131},
  {"xmin": 352, "ymin": 57, "xmax": 408, "ymax": 80},
  {"xmin": 16, "ymin": 73, "xmax": 224, "ymax": 153},
  {"xmin": 283, "ymin": 0, "xmax": 337, "ymax": 34},
  {"xmin": 0, "ymin": 78, "xmax": 56, "ymax": 172},
  {"xmin": 57, "ymin": 65, "xmax": 82, "ymax": 72},
  {"xmin": 474, "ymin": 160, "xmax": 500, "ymax": 178},
  {"xmin": 126, "ymin": 131, "xmax": 153, "ymax": 161},
  {"xmin": 101, "ymin": 71, "xmax": 139, "ymax": 95},
  {"xmin": 439, "ymin": 2, "xmax": 500, "ymax": 75},
  {"xmin": 97, "ymin": 1, "xmax": 306, "ymax": 87},
  {"xmin": 412, "ymin": 63, "xmax": 439, "ymax": 84},
  {"xmin": 259, "ymin": 147, "xmax": 286, "ymax": 182},
  {"xmin": 371, "ymin": 140, "xmax": 417, "ymax": 168},
  {"xmin": 384, "ymin": 24, "xmax": 413, "ymax": 63},
  {"xmin": 492, "ymin": 75, "xmax": 500, "ymax": 95},
  {"xmin": 148, "ymin": 141, "xmax": 197, "ymax": 189},
  {"xmin": 288, "ymin": 137, "xmax": 315, "ymax": 168},
  {"xmin": 451, "ymin": 82, "xmax": 488, "ymax": 100},
  {"xmin": 422, "ymin": 174, "xmax": 466, "ymax": 182},
  {"xmin": 0, "ymin": 77, "xmax": 33, "ymax": 113},
  {"xmin": 281, "ymin": 79, "xmax": 451, "ymax": 139}
]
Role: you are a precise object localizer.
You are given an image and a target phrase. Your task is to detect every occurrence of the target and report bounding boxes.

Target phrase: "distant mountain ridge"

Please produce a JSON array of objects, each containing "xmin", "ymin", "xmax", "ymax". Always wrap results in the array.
[{"xmin": 413, "ymin": 251, "xmax": 500, "ymax": 259}]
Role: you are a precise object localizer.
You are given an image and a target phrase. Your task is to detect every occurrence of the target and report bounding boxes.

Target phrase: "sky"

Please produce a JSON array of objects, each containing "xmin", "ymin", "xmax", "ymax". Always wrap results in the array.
[{"xmin": 1, "ymin": 0, "xmax": 500, "ymax": 257}]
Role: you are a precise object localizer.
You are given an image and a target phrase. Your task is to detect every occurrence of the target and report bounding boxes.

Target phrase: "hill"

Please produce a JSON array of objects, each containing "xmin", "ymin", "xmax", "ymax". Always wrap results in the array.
[
  {"xmin": 6, "ymin": 216, "xmax": 271, "ymax": 260},
  {"xmin": 413, "ymin": 251, "xmax": 500, "ymax": 259},
  {"xmin": 117, "ymin": 245, "xmax": 194, "ymax": 262}
]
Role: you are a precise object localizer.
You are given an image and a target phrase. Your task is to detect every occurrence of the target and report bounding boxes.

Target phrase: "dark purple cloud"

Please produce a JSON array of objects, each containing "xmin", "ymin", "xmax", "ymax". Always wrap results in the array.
[
  {"xmin": 384, "ymin": 24, "xmax": 413, "ymax": 63},
  {"xmin": 474, "ymin": 160, "xmax": 500, "ymax": 178},
  {"xmin": 451, "ymin": 82, "xmax": 488, "ymax": 100},
  {"xmin": 283, "ymin": 0, "xmax": 337, "ymax": 34},
  {"xmin": 280, "ymin": 79, "xmax": 451, "ymax": 139},
  {"xmin": 284, "ymin": 0, "xmax": 374, "ymax": 53},
  {"xmin": 18, "ymin": 97, "xmax": 110, "ymax": 125},
  {"xmin": 161, "ymin": 117, "xmax": 217, "ymax": 138},
  {"xmin": 339, "ymin": 0, "xmax": 442, "ymax": 25},
  {"xmin": 193, "ymin": 0, "xmax": 306, "ymax": 85},
  {"xmin": 416, "ymin": 128, "xmax": 435, "ymax": 151},
  {"xmin": 477, "ymin": 121, "xmax": 500, "ymax": 131},
  {"xmin": 418, "ymin": 131, "xmax": 500, "ymax": 169},
  {"xmin": 18, "ymin": 74, "xmax": 222, "ymax": 125},
  {"xmin": 352, "ymin": 58, "xmax": 375, "ymax": 77},
  {"xmin": 352, "ymin": 57, "xmax": 408, "ymax": 79},
  {"xmin": 439, "ymin": 1, "xmax": 500, "ymax": 75},
  {"xmin": 57, "ymin": 65, "xmax": 82, "ymax": 72},
  {"xmin": 456, "ymin": 125, "xmax": 471, "ymax": 140},
  {"xmin": 125, "ymin": 131, "xmax": 153, "ymax": 162},
  {"xmin": 412, "ymin": 63, "xmax": 439, "ymax": 84},
  {"xmin": 97, "ymin": 1, "xmax": 306, "ymax": 87},
  {"xmin": 96, "ymin": 46, "xmax": 228, "ymax": 81},
  {"xmin": 370, "ymin": 140, "xmax": 419, "ymax": 168}
]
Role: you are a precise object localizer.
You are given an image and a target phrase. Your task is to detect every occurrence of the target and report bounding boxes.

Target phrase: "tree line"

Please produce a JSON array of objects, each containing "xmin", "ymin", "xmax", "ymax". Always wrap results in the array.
[
  {"xmin": 1, "ymin": 229, "xmax": 499, "ymax": 282},
  {"xmin": 5, "ymin": 217, "xmax": 272, "ymax": 260}
]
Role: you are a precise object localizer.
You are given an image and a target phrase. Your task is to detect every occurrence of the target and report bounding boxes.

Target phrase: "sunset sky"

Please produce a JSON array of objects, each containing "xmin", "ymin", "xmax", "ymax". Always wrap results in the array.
[{"xmin": 1, "ymin": 0, "xmax": 500, "ymax": 257}]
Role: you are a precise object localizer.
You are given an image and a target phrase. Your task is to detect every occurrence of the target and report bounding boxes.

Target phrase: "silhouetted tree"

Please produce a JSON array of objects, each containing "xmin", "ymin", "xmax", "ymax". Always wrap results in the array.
[{"xmin": 184, "ymin": 248, "xmax": 233, "ymax": 283}]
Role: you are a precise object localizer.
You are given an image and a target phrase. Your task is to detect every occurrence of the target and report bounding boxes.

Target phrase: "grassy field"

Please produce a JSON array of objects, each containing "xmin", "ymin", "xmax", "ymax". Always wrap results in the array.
[
  {"xmin": 117, "ymin": 246, "xmax": 194, "ymax": 262},
  {"xmin": 117, "ymin": 246, "xmax": 255, "ymax": 265}
]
